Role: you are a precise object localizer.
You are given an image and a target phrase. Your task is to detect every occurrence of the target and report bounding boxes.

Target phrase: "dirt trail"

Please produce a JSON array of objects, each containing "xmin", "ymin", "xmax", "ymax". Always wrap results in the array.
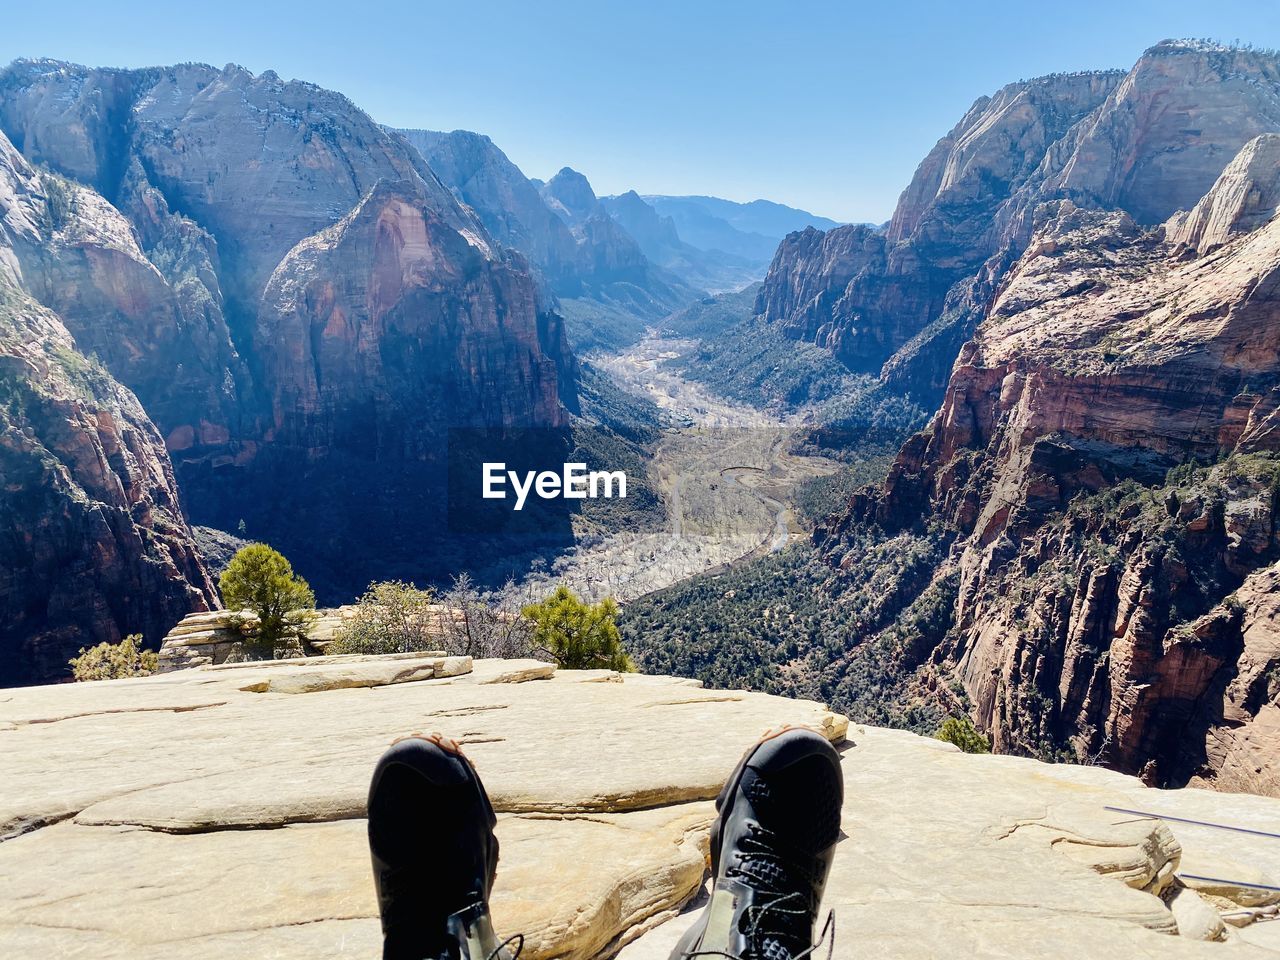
[{"xmin": 516, "ymin": 333, "xmax": 838, "ymax": 603}]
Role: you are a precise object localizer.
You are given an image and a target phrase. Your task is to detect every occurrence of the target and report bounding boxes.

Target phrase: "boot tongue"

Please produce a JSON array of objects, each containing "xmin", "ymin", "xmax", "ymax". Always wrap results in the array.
[
  {"xmin": 448, "ymin": 901, "xmax": 518, "ymax": 960},
  {"xmin": 734, "ymin": 771, "xmax": 820, "ymax": 959}
]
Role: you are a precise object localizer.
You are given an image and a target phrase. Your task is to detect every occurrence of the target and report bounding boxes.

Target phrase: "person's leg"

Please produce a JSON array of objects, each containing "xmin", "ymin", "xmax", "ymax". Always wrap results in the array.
[
  {"xmin": 367, "ymin": 727, "xmax": 842, "ymax": 960},
  {"xmin": 367, "ymin": 734, "xmax": 518, "ymax": 960},
  {"xmin": 669, "ymin": 727, "xmax": 843, "ymax": 960}
]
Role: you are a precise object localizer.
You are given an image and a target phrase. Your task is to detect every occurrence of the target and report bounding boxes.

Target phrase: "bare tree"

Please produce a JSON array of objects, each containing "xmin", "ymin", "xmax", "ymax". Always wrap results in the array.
[{"xmin": 438, "ymin": 574, "xmax": 536, "ymax": 660}]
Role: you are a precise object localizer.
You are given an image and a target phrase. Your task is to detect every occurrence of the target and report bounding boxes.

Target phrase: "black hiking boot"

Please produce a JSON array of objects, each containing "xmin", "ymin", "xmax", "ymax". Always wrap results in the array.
[
  {"xmin": 368, "ymin": 734, "xmax": 519, "ymax": 960},
  {"xmin": 672, "ymin": 727, "xmax": 843, "ymax": 960}
]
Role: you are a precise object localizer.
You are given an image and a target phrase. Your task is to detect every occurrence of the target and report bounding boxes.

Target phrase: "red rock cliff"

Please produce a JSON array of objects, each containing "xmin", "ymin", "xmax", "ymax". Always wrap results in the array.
[{"xmin": 847, "ymin": 140, "xmax": 1280, "ymax": 792}]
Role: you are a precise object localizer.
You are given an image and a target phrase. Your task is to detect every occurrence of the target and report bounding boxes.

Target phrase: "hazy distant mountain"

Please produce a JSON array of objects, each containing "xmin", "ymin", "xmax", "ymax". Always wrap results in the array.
[
  {"xmin": 399, "ymin": 125, "xmax": 835, "ymax": 306},
  {"xmin": 537, "ymin": 167, "xmax": 697, "ymax": 308},
  {"xmin": 601, "ymin": 191, "xmax": 764, "ymax": 293},
  {"xmin": 639, "ymin": 195, "xmax": 843, "ymax": 262},
  {"xmin": 657, "ymin": 195, "xmax": 841, "ymax": 236},
  {"xmin": 397, "ymin": 131, "xmax": 698, "ymax": 350}
]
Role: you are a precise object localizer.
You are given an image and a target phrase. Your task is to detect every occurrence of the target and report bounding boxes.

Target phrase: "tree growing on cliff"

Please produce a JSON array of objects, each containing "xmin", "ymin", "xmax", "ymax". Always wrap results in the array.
[
  {"xmin": 332, "ymin": 580, "xmax": 438, "ymax": 655},
  {"xmin": 219, "ymin": 544, "xmax": 316, "ymax": 659},
  {"xmin": 522, "ymin": 586, "xmax": 633, "ymax": 671},
  {"xmin": 69, "ymin": 634, "xmax": 158, "ymax": 681},
  {"xmin": 935, "ymin": 716, "xmax": 991, "ymax": 754}
]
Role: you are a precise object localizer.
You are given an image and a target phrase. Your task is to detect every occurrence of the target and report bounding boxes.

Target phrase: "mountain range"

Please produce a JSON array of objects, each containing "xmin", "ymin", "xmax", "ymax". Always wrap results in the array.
[
  {"xmin": 400, "ymin": 127, "xmax": 839, "ymax": 301},
  {"xmin": 5, "ymin": 36, "xmax": 1280, "ymax": 804},
  {"xmin": 657, "ymin": 38, "xmax": 1280, "ymax": 795},
  {"xmin": 0, "ymin": 59, "xmax": 579, "ymax": 682},
  {"xmin": 642, "ymin": 194, "xmax": 843, "ymax": 260},
  {"xmin": 0, "ymin": 58, "xmax": 836, "ymax": 685}
]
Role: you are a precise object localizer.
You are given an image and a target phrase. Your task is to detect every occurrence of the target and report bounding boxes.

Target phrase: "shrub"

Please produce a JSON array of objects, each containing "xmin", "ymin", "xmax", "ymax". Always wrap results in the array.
[
  {"xmin": 935, "ymin": 716, "xmax": 992, "ymax": 754},
  {"xmin": 218, "ymin": 543, "xmax": 316, "ymax": 659},
  {"xmin": 522, "ymin": 586, "xmax": 633, "ymax": 671},
  {"xmin": 69, "ymin": 634, "xmax": 157, "ymax": 681},
  {"xmin": 332, "ymin": 581, "xmax": 438, "ymax": 655},
  {"xmin": 438, "ymin": 574, "xmax": 534, "ymax": 659},
  {"xmin": 42, "ymin": 171, "xmax": 72, "ymax": 229}
]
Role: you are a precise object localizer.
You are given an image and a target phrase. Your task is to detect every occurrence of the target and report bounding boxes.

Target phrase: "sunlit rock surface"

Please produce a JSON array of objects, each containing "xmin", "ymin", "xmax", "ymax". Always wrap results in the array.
[{"xmin": 2, "ymin": 658, "xmax": 1279, "ymax": 958}]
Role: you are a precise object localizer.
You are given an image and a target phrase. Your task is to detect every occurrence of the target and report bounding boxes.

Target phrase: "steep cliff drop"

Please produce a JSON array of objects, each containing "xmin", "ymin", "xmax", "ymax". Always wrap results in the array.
[
  {"xmin": 0, "ymin": 60, "xmax": 579, "ymax": 610},
  {"xmin": 833, "ymin": 133, "xmax": 1280, "ymax": 794},
  {"xmin": 759, "ymin": 40, "xmax": 1280, "ymax": 409},
  {"xmin": 0, "ymin": 131, "xmax": 216, "ymax": 684}
]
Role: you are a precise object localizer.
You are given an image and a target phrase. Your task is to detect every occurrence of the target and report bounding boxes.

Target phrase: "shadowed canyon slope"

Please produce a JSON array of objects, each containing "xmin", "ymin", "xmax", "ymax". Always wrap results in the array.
[
  {"xmin": 0, "ymin": 60, "xmax": 578, "ymax": 679},
  {"xmin": 0, "ymin": 132, "xmax": 217, "ymax": 684}
]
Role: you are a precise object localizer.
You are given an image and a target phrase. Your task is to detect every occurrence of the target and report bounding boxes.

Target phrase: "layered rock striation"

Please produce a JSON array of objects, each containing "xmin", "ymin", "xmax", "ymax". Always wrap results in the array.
[
  {"xmin": 758, "ymin": 69, "xmax": 1122, "ymax": 382},
  {"xmin": 761, "ymin": 41, "xmax": 1280, "ymax": 407},
  {"xmin": 3, "ymin": 659, "xmax": 1280, "ymax": 957},
  {"xmin": 397, "ymin": 129, "xmax": 583, "ymax": 292},
  {"xmin": 828, "ymin": 137, "xmax": 1280, "ymax": 792}
]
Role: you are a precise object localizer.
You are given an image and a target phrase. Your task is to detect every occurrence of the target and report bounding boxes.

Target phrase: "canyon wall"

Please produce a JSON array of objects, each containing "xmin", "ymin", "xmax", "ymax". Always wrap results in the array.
[
  {"xmin": 761, "ymin": 41, "xmax": 1280, "ymax": 410},
  {"xmin": 0, "ymin": 60, "xmax": 579, "ymax": 677},
  {"xmin": 0, "ymin": 132, "xmax": 216, "ymax": 683},
  {"xmin": 830, "ymin": 137, "xmax": 1280, "ymax": 792}
]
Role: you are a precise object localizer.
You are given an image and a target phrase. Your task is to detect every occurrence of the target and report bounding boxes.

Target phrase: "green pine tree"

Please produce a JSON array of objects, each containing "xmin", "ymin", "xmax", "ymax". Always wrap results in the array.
[
  {"xmin": 934, "ymin": 716, "xmax": 991, "ymax": 754},
  {"xmin": 522, "ymin": 586, "xmax": 634, "ymax": 671},
  {"xmin": 219, "ymin": 543, "xmax": 316, "ymax": 659}
]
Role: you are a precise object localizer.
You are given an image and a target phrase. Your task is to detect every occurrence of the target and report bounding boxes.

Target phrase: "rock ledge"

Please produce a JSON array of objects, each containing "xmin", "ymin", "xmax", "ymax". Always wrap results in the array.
[{"xmin": 1, "ymin": 657, "xmax": 1278, "ymax": 958}]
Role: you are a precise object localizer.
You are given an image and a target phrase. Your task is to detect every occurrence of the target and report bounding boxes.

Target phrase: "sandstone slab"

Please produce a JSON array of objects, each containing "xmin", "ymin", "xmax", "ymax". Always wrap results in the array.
[
  {"xmin": 625, "ymin": 725, "xmax": 1280, "ymax": 959},
  {"xmin": 0, "ymin": 659, "xmax": 842, "ymax": 838},
  {"xmin": 7, "ymin": 659, "xmax": 1280, "ymax": 959},
  {"xmin": 236, "ymin": 655, "xmax": 472, "ymax": 694},
  {"xmin": 0, "ymin": 805, "xmax": 711, "ymax": 960}
]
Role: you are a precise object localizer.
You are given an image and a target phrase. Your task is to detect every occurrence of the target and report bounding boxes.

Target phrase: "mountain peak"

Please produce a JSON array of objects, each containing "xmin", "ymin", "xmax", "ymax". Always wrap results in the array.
[
  {"xmin": 1166, "ymin": 133, "xmax": 1280, "ymax": 255},
  {"xmin": 541, "ymin": 167, "xmax": 600, "ymax": 225},
  {"xmin": 1144, "ymin": 37, "xmax": 1273, "ymax": 57}
]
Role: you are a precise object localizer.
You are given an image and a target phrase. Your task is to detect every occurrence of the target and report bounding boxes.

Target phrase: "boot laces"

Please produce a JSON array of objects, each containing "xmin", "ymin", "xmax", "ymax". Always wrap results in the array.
[
  {"xmin": 486, "ymin": 932, "xmax": 523, "ymax": 960},
  {"xmin": 686, "ymin": 824, "xmax": 835, "ymax": 960}
]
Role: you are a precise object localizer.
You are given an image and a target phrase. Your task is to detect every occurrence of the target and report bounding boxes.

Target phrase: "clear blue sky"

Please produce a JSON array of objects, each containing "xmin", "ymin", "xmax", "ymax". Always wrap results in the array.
[{"xmin": 3, "ymin": 1, "xmax": 1278, "ymax": 222}]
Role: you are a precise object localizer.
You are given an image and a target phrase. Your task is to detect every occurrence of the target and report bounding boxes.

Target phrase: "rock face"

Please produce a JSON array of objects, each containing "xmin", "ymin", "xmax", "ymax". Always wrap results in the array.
[
  {"xmin": 0, "ymin": 131, "xmax": 216, "ymax": 685},
  {"xmin": 1019, "ymin": 41, "xmax": 1280, "ymax": 226},
  {"xmin": 600, "ymin": 191, "xmax": 761, "ymax": 293},
  {"xmin": 401, "ymin": 131, "xmax": 700, "ymax": 313},
  {"xmin": 601, "ymin": 191, "xmax": 683, "ymax": 259},
  {"xmin": 154, "ymin": 607, "xmax": 368, "ymax": 669},
  {"xmin": 1166, "ymin": 134, "xmax": 1280, "ymax": 255},
  {"xmin": 254, "ymin": 178, "xmax": 568, "ymax": 444},
  {"xmin": 0, "ymin": 60, "xmax": 471, "ymax": 302},
  {"xmin": 836, "ymin": 137, "xmax": 1280, "ymax": 792},
  {"xmin": 761, "ymin": 41, "xmax": 1280, "ymax": 405},
  {"xmin": 397, "ymin": 129, "xmax": 583, "ymax": 292},
  {"xmin": 538, "ymin": 167, "xmax": 696, "ymax": 312},
  {"xmin": 0, "ymin": 60, "xmax": 578, "ymax": 616},
  {"xmin": 154, "ymin": 601, "xmax": 493, "ymax": 669},
  {"xmin": 3, "ymin": 659, "xmax": 1280, "ymax": 958},
  {"xmin": 757, "ymin": 69, "xmax": 1122, "ymax": 379},
  {"xmin": 540, "ymin": 168, "xmax": 651, "ymax": 280}
]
